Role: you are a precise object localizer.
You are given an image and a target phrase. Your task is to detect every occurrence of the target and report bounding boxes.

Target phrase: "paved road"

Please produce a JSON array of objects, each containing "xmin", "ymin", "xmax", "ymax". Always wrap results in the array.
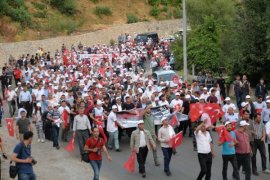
[{"xmin": 1, "ymin": 112, "xmax": 270, "ymax": 179}]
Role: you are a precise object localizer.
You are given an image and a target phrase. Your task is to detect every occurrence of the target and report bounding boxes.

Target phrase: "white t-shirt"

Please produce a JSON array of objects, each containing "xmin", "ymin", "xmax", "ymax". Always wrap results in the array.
[
  {"xmin": 170, "ymin": 99, "xmax": 183, "ymax": 109},
  {"xmin": 253, "ymin": 101, "xmax": 266, "ymax": 111},
  {"xmin": 224, "ymin": 113, "xmax": 239, "ymax": 123},
  {"xmin": 139, "ymin": 131, "xmax": 147, "ymax": 147},
  {"xmin": 265, "ymin": 121, "xmax": 270, "ymax": 144},
  {"xmin": 107, "ymin": 111, "xmax": 118, "ymax": 133},
  {"xmin": 158, "ymin": 100, "xmax": 169, "ymax": 107},
  {"xmin": 7, "ymin": 90, "xmax": 16, "ymax": 101},
  {"xmin": 195, "ymin": 130, "xmax": 212, "ymax": 154}
]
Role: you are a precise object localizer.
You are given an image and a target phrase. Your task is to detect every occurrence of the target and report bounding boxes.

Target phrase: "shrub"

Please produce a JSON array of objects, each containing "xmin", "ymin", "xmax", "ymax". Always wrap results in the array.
[
  {"xmin": 95, "ymin": 6, "xmax": 112, "ymax": 17},
  {"xmin": 51, "ymin": 0, "xmax": 77, "ymax": 16},
  {"xmin": 90, "ymin": 0, "xmax": 99, "ymax": 3},
  {"xmin": 162, "ymin": 6, "xmax": 168, "ymax": 12},
  {"xmin": 126, "ymin": 13, "xmax": 139, "ymax": 24},
  {"xmin": 148, "ymin": 0, "xmax": 160, "ymax": 6},
  {"xmin": 33, "ymin": 10, "xmax": 48, "ymax": 18},
  {"xmin": 173, "ymin": 6, "xmax": 182, "ymax": 18},
  {"xmin": 8, "ymin": 6, "xmax": 32, "ymax": 27},
  {"xmin": 31, "ymin": 2, "xmax": 46, "ymax": 10},
  {"xmin": 150, "ymin": 6, "xmax": 160, "ymax": 17}
]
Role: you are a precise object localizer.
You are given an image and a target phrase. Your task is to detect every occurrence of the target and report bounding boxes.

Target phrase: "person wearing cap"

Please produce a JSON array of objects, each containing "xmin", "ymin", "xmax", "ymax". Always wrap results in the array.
[
  {"xmin": 58, "ymin": 100, "xmax": 71, "ymax": 142},
  {"xmin": 235, "ymin": 120, "xmax": 252, "ymax": 180},
  {"xmin": 158, "ymin": 94, "xmax": 169, "ymax": 108},
  {"xmin": 200, "ymin": 87, "xmax": 209, "ymax": 102},
  {"xmin": 143, "ymin": 105, "xmax": 160, "ymax": 166},
  {"xmin": 32, "ymin": 102, "xmax": 45, "ymax": 143},
  {"xmin": 107, "ymin": 105, "xmax": 123, "ymax": 152},
  {"xmin": 218, "ymin": 121, "xmax": 240, "ymax": 180},
  {"xmin": 15, "ymin": 109, "xmax": 33, "ymax": 141},
  {"xmin": 130, "ymin": 120, "xmax": 156, "ymax": 178},
  {"xmin": 47, "ymin": 103, "xmax": 61, "ymax": 149},
  {"xmin": 158, "ymin": 117, "xmax": 175, "ymax": 176},
  {"xmin": 251, "ymin": 113, "xmax": 270, "ymax": 175},
  {"xmin": 253, "ymin": 95, "xmax": 266, "ymax": 114},
  {"xmin": 224, "ymin": 107, "xmax": 239, "ymax": 124},
  {"xmin": 239, "ymin": 102, "xmax": 249, "ymax": 118},
  {"xmin": 180, "ymin": 95, "xmax": 193, "ymax": 137},
  {"xmin": 169, "ymin": 92, "xmax": 183, "ymax": 112},
  {"xmin": 265, "ymin": 118, "xmax": 270, "ymax": 166},
  {"xmin": 255, "ymin": 78, "xmax": 268, "ymax": 101},
  {"xmin": 261, "ymin": 99, "xmax": 270, "ymax": 124},
  {"xmin": 194, "ymin": 121, "xmax": 214, "ymax": 180},
  {"xmin": 222, "ymin": 97, "xmax": 236, "ymax": 114},
  {"xmin": 245, "ymin": 95, "xmax": 255, "ymax": 119},
  {"xmin": 19, "ymin": 86, "xmax": 32, "ymax": 118},
  {"xmin": 7, "ymin": 84, "xmax": 17, "ymax": 117}
]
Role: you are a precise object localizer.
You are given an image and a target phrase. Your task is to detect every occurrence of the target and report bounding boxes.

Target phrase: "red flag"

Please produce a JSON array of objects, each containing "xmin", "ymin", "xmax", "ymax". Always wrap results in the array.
[
  {"xmin": 65, "ymin": 134, "xmax": 75, "ymax": 152},
  {"xmin": 231, "ymin": 122, "xmax": 237, "ymax": 131},
  {"xmin": 215, "ymin": 126, "xmax": 235, "ymax": 143},
  {"xmin": 170, "ymin": 115, "xmax": 178, "ymax": 127},
  {"xmin": 71, "ymin": 74, "xmax": 76, "ymax": 86},
  {"xmin": 204, "ymin": 104, "xmax": 224, "ymax": 124},
  {"xmin": 169, "ymin": 131, "xmax": 183, "ymax": 149},
  {"xmin": 255, "ymin": 109, "xmax": 263, "ymax": 114},
  {"xmin": 123, "ymin": 151, "xmax": 136, "ymax": 173},
  {"xmin": 61, "ymin": 109, "xmax": 69, "ymax": 128},
  {"xmin": 96, "ymin": 121, "xmax": 107, "ymax": 143},
  {"xmin": 6, "ymin": 118, "xmax": 14, "ymax": 136},
  {"xmin": 189, "ymin": 103, "xmax": 205, "ymax": 122}
]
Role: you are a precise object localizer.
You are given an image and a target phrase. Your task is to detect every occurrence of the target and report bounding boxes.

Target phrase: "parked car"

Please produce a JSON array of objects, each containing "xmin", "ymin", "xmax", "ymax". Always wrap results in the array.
[
  {"xmin": 152, "ymin": 70, "xmax": 177, "ymax": 83},
  {"xmin": 134, "ymin": 32, "xmax": 159, "ymax": 45}
]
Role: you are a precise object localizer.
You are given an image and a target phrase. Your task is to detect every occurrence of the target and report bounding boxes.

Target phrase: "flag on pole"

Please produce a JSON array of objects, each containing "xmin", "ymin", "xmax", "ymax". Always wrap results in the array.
[
  {"xmin": 61, "ymin": 109, "xmax": 69, "ymax": 128},
  {"xmin": 96, "ymin": 121, "xmax": 107, "ymax": 143},
  {"xmin": 204, "ymin": 104, "xmax": 224, "ymax": 124},
  {"xmin": 6, "ymin": 118, "xmax": 14, "ymax": 136},
  {"xmin": 169, "ymin": 131, "xmax": 183, "ymax": 149},
  {"xmin": 189, "ymin": 103, "xmax": 205, "ymax": 122},
  {"xmin": 123, "ymin": 151, "xmax": 136, "ymax": 173},
  {"xmin": 215, "ymin": 126, "xmax": 235, "ymax": 143},
  {"xmin": 65, "ymin": 134, "xmax": 75, "ymax": 152},
  {"xmin": 170, "ymin": 115, "xmax": 178, "ymax": 127}
]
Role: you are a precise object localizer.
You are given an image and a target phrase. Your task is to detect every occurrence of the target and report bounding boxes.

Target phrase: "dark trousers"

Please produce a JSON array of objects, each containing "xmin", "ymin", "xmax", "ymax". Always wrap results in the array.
[
  {"xmin": 161, "ymin": 147, "xmax": 173, "ymax": 172},
  {"xmin": 20, "ymin": 101, "xmax": 31, "ymax": 118},
  {"xmin": 179, "ymin": 120, "xmax": 192, "ymax": 136},
  {"xmin": 268, "ymin": 144, "xmax": 270, "ymax": 163},
  {"xmin": 76, "ymin": 130, "xmax": 90, "ymax": 155},
  {"xmin": 236, "ymin": 153, "xmax": 251, "ymax": 180},
  {"xmin": 222, "ymin": 154, "xmax": 240, "ymax": 180},
  {"xmin": 137, "ymin": 146, "xmax": 148, "ymax": 174},
  {"xmin": 197, "ymin": 153, "xmax": 212, "ymax": 180},
  {"xmin": 51, "ymin": 125, "xmax": 59, "ymax": 147},
  {"xmin": 252, "ymin": 139, "xmax": 267, "ymax": 172}
]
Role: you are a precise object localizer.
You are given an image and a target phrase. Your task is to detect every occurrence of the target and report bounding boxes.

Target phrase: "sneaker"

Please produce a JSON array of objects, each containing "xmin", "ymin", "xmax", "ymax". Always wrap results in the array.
[
  {"xmin": 142, "ymin": 172, "xmax": 146, "ymax": 178},
  {"xmin": 56, "ymin": 146, "xmax": 60, "ymax": 150},
  {"xmin": 263, "ymin": 169, "xmax": 270, "ymax": 174},
  {"xmin": 252, "ymin": 171, "xmax": 259, "ymax": 176},
  {"xmin": 41, "ymin": 139, "xmax": 45, "ymax": 143},
  {"xmin": 155, "ymin": 162, "xmax": 160, "ymax": 166},
  {"xmin": 166, "ymin": 171, "xmax": 172, "ymax": 176},
  {"xmin": 38, "ymin": 139, "xmax": 41, "ymax": 142},
  {"xmin": 116, "ymin": 149, "xmax": 122, "ymax": 152}
]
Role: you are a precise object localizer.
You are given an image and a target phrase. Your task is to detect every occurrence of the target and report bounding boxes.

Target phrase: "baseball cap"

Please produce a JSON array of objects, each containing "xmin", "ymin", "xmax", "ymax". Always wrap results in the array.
[
  {"xmin": 266, "ymin": 96, "xmax": 270, "ymax": 99},
  {"xmin": 224, "ymin": 121, "xmax": 231, "ymax": 126},
  {"xmin": 241, "ymin": 102, "xmax": 248, "ymax": 107},
  {"xmin": 185, "ymin": 95, "xmax": 191, "ymax": 99},
  {"xmin": 175, "ymin": 92, "xmax": 180, "ymax": 96},
  {"xmin": 161, "ymin": 117, "xmax": 167, "ymax": 122},
  {"xmin": 266, "ymin": 100, "xmax": 270, "ymax": 103},
  {"xmin": 239, "ymin": 120, "xmax": 250, "ymax": 127},
  {"xmin": 137, "ymin": 120, "xmax": 144, "ymax": 124},
  {"xmin": 245, "ymin": 95, "xmax": 251, "ymax": 99},
  {"xmin": 225, "ymin": 97, "xmax": 231, "ymax": 101},
  {"xmin": 112, "ymin": 105, "xmax": 117, "ymax": 109}
]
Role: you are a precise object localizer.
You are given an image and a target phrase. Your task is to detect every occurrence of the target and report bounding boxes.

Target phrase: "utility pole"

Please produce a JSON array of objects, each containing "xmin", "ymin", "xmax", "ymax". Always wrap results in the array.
[{"xmin": 182, "ymin": 0, "xmax": 188, "ymax": 81}]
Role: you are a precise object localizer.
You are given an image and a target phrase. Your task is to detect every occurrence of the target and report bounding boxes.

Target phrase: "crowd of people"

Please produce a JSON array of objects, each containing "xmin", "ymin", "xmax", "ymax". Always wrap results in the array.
[{"xmin": 0, "ymin": 34, "xmax": 269, "ymax": 180}]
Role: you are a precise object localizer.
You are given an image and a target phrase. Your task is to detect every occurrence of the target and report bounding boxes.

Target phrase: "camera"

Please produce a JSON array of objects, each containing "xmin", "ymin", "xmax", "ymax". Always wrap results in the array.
[{"xmin": 31, "ymin": 158, "xmax": 37, "ymax": 165}]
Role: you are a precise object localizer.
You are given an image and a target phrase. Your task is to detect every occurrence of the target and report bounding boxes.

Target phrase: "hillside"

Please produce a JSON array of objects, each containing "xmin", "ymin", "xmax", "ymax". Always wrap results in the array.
[{"xmin": 0, "ymin": 0, "xmax": 181, "ymax": 42}]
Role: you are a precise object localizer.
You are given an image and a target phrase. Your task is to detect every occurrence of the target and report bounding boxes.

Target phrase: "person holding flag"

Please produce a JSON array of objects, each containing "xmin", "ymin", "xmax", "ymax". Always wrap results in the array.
[
  {"xmin": 195, "ymin": 122, "xmax": 214, "ymax": 180},
  {"xmin": 158, "ymin": 117, "xmax": 175, "ymax": 176},
  {"xmin": 143, "ymin": 104, "xmax": 160, "ymax": 166},
  {"xmin": 130, "ymin": 120, "xmax": 156, "ymax": 178},
  {"xmin": 218, "ymin": 121, "xmax": 240, "ymax": 180},
  {"xmin": 58, "ymin": 100, "xmax": 71, "ymax": 142}
]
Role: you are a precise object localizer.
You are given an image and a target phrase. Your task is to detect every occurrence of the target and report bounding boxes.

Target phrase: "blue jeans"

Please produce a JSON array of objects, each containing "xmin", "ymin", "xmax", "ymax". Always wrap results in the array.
[
  {"xmin": 90, "ymin": 160, "xmax": 102, "ymax": 180},
  {"xmin": 18, "ymin": 173, "xmax": 36, "ymax": 180},
  {"xmin": 51, "ymin": 125, "xmax": 59, "ymax": 147},
  {"xmin": 108, "ymin": 130, "xmax": 119, "ymax": 150},
  {"xmin": 161, "ymin": 147, "xmax": 173, "ymax": 172}
]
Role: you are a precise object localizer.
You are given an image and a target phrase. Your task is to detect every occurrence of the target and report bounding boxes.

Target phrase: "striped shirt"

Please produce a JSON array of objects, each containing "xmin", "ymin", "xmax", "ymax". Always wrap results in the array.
[{"xmin": 254, "ymin": 122, "xmax": 265, "ymax": 139}]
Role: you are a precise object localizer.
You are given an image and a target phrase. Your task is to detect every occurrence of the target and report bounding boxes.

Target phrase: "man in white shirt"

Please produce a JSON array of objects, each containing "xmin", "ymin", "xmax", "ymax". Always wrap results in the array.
[
  {"xmin": 266, "ymin": 120, "xmax": 270, "ymax": 165},
  {"xmin": 253, "ymin": 95, "xmax": 266, "ymax": 114},
  {"xmin": 222, "ymin": 97, "xmax": 236, "ymax": 113},
  {"xmin": 7, "ymin": 85, "xmax": 17, "ymax": 117},
  {"xmin": 19, "ymin": 86, "xmax": 32, "ymax": 118},
  {"xmin": 107, "ymin": 105, "xmax": 123, "ymax": 152},
  {"xmin": 224, "ymin": 107, "xmax": 239, "ymax": 123},
  {"xmin": 195, "ymin": 122, "xmax": 214, "ymax": 180},
  {"xmin": 200, "ymin": 87, "xmax": 210, "ymax": 102},
  {"xmin": 170, "ymin": 92, "xmax": 183, "ymax": 112},
  {"xmin": 262, "ymin": 100, "xmax": 270, "ymax": 124}
]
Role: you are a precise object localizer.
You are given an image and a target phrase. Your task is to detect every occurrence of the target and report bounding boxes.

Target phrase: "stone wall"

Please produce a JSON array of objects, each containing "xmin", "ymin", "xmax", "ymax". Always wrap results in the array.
[{"xmin": 0, "ymin": 19, "xmax": 182, "ymax": 66}]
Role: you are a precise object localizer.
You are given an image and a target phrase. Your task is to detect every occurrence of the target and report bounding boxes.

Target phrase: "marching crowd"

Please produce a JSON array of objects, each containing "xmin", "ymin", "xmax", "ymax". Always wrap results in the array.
[{"xmin": 0, "ymin": 34, "xmax": 269, "ymax": 180}]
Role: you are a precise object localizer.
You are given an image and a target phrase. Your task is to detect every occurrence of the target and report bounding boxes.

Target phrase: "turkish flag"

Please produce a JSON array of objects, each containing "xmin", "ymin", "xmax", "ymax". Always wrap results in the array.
[
  {"xmin": 96, "ymin": 121, "xmax": 107, "ymax": 143},
  {"xmin": 204, "ymin": 104, "xmax": 224, "ymax": 124},
  {"xmin": 170, "ymin": 115, "xmax": 178, "ymax": 127},
  {"xmin": 190, "ymin": 103, "xmax": 205, "ymax": 122},
  {"xmin": 123, "ymin": 151, "xmax": 136, "ymax": 173},
  {"xmin": 215, "ymin": 126, "xmax": 235, "ymax": 143},
  {"xmin": 231, "ymin": 122, "xmax": 237, "ymax": 131},
  {"xmin": 6, "ymin": 118, "xmax": 14, "ymax": 136},
  {"xmin": 169, "ymin": 131, "xmax": 183, "ymax": 149},
  {"xmin": 65, "ymin": 134, "xmax": 75, "ymax": 152},
  {"xmin": 61, "ymin": 109, "xmax": 69, "ymax": 128}
]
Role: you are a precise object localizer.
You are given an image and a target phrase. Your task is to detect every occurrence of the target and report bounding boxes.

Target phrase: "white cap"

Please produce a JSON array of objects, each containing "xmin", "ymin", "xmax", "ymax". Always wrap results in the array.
[
  {"xmin": 266, "ymin": 96, "xmax": 270, "ymax": 99},
  {"xmin": 116, "ymin": 97, "xmax": 121, "ymax": 100},
  {"xmin": 138, "ymin": 120, "xmax": 144, "ymax": 124},
  {"xmin": 225, "ymin": 97, "xmax": 231, "ymax": 101},
  {"xmin": 185, "ymin": 95, "xmax": 191, "ymax": 99},
  {"xmin": 203, "ymin": 87, "xmax": 208, "ymax": 90},
  {"xmin": 96, "ymin": 100, "xmax": 103, "ymax": 105},
  {"xmin": 175, "ymin": 92, "xmax": 180, "ymax": 96},
  {"xmin": 37, "ymin": 103, "xmax": 41, "ymax": 107},
  {"xmin": 266, "ymin": 100, "xmax": 270, "ymax": 103},
  {"xmin": 239, "ymin": 120, "xmax": 250, "ymax": 127},
  {"xmin": 224, "ymin": 121, "xmax": 231, "ymax": 126},
  {"xmin": 112, "ymin": 105, "xmax": 117, "ymax": 109},
  {"xmin": 241, "ymin": 102, "xmax": 248, "ymax": 107},
  {"xmin": 161, "ymin": 116, "xmax": 167, "ymax": 122},
  {"xmin": 53, "ymin": 103, "xmax": 59, "ymax": 107},
  {"xmin": 245, "ymin": 95, "xmax": 251, "ymax": 99}
]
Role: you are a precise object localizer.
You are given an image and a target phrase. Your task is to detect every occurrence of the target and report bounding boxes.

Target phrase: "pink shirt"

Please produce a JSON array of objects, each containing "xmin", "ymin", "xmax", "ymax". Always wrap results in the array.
[{"xmin": 235, "ymin": 130, "xmax": 251, "ymax": 154}]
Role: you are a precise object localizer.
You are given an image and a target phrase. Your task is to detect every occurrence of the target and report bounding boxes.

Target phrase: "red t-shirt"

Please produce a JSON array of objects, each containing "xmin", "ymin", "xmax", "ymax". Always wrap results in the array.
[{"xmin": 86, "ymin": 137, "xmax": 104, "ymax": 161}]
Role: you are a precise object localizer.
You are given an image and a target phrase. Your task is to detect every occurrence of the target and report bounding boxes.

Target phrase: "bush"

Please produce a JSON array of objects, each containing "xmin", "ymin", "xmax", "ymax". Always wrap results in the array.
[
  {"xmin": 162, "ymin": 6, "xmax": 168, "ymax": 12},
  {"xmin": 45, "ymin": 16, "xmax": 80, "ymax": 35},
  {"xmin": 148, "ymin": 0, "xmax": 160, "ymax": 6},
  {"xmin": 90, "ymin": 0, "xmax": 99, "ymax": 3},
  {"xmin": 150, "ymin": 6, "xmax": 160, "ymax": 17},
  {"xmin": 33, "ymin": 10, "xmax": 48, "ymax": 18},
  {"xmin": 109, "ymin": 39, "xmax": 115, "ymax": 46},
  {"xmin": 8, "ymin": 6, "xmax": 32, "ymax": 27},
  {"xmin": 95, "ymin": 6, "xmax": 112, "ymax": 17},
  {"xmin": 173, "ymin": 6, "xmax": 182, "ymax": 18},
  {"xmin": 126, "ymin": 13, "xmax": 139, "ymax": 24},
  {"xmin": 51, "ymin": 0, "xmax": 77, "ymax": 15},
  {"xmin": 31, "ymin": 2, "xmax": 46, "ymax": 10}
]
